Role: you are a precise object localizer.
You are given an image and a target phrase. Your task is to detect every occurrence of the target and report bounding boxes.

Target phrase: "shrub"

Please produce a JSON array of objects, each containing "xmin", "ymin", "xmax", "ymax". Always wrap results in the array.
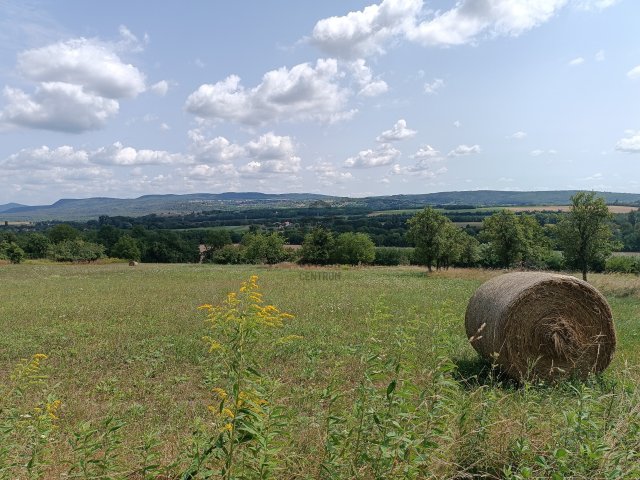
[
  {"xmin": 605, "ymin": 255, "xmax": 640, "ymax": 274},
  {"xmin": 373, "ymin": 247, "xmax": 412, "ymax": 266},
  {"xmin": 333, "ymin": 232, "xmax": 376, "ymax": 265},
  {"xmin": 211, "ymin": 244, "xmax": 243, "ymax": 264}
]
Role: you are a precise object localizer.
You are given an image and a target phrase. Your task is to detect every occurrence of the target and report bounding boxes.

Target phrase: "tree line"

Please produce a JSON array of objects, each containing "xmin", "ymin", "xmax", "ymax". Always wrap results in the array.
[{"xmin": 0, "ymin": 192, "xmax": 623, "ymax": 279}]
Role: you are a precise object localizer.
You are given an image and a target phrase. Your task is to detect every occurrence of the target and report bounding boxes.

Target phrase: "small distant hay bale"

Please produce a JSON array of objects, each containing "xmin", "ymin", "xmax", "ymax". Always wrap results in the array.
[
  {"xmin": 465, "ymin": 272, "xmax": 616, "ymax": 381},
  {"xmin": 129, "ymin": 261, "xmax": 138, "ymax": 266}
]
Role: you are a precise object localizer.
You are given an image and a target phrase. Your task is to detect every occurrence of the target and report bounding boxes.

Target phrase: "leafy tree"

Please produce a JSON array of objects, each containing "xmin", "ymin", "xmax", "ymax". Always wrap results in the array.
[
  {"xmin": 557, "ymin": 191, "xmax": 615, "ymax": 281},
  {"xmin": 48, "ymin": 239, "xmax": 105, "ymax": 262},
  {"xmin": 457, "ymin": 234, "xmax": 481, "ymax": 267},
  {"xmin": 0, "ymin": 241, "xmax": 25, "ymax": 264},
  {"xmin": 22, "ymin": 233, "xmax": 51, "ymax": 259},
  {"xmin": 481, "ymin": 210, "xmax": 525, "ymax": 268},
  {"xmin": 211, "ymin": 244, "xmax": 243, "ymax": 264},
  {"xmin": 300, "ymin": 227, "xmax": 335, "ymax": 265},
  {"xmin": 519, "ymin": 214, "xmax": 551, "ymax": 268},
  {"xmin": 333, "ymin": 232, "xmax": 375, "ymax": 265},
  {"xmin": 435, "ymin": 222, "xmax": 464, "ymax": 270},
  {"xmin": 96, "ymin": 225, "xmax": 122, "ymax": 255},
  {"xmin": 203, "ymin": 229, "xmax": 232, "ymax": 250},
  {"xmin": 111, "ymin": 235, "xmax": 141, "ymax": 261},
  {"xmin": 242, "ymin": 232, "xmax": 286, "ymax": 264},
  {"xmin": 47, "ymin": 224, "xmax": 80, "ymax": 244},
  {"xmin": 406, "ymin": 207, "xmax": 448, "ymax": 271}
]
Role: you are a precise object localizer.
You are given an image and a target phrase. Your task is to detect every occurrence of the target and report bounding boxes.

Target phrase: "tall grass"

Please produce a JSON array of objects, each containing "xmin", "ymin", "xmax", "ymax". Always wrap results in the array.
[{"xmin": 1, "ymin": 265, "xmax": 639, "ymax": 478}]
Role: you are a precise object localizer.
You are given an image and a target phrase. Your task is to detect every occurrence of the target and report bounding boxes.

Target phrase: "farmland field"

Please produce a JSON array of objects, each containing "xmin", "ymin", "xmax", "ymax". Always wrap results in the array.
[{"xmin": 1, "ymin": 264, "xmax": 640, "ymax": 478}]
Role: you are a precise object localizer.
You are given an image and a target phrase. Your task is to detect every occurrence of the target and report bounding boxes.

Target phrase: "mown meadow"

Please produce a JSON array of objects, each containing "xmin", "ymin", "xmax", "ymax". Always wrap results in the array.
[{"xmin": 1, "ymin": 263, "xmax": 639, "ymax": 479}]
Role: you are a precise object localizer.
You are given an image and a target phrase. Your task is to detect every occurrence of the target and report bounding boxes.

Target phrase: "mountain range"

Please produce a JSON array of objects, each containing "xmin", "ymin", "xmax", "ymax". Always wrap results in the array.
[{"xmin": 2, "ymin": 190, "xmax": 639, "ymax": 222}]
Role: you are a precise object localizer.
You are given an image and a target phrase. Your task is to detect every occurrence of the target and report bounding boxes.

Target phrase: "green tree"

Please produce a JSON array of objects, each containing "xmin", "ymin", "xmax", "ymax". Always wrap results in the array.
[
  {"xmin": 47, "ymin": 224, "xmax": 79, "ymax": 244},
  {"xmin": 0, "ymin": 241, "xmax": 25, "ymax": 264},
  {"xmin": 300, "ymin": 227, "xmax": 335, "ymax": 265},
  {"xmin": 557, "ymin": 191, "xmax": 615, "ymax": 281},
  {"xmin": 23, "ymin": 233, "xmax": 51, "ymax": 259},
  {"xmin": 111, "ymin": 235, "xmax": 141, "ymax": 261},
  {"xmin": 481, "ymin": 210, "xmax": 525, "ymax": 268},
  {"xmin": 333, "ymin": 232, "xmax": 376, "ymax": 265},
  {"xmin": 406, "ymin": 207, "xmax": 448, "ymax": 272},
  {"xmin": 242, "ymin": 232, "xmax": 286, "ymax": 264}
]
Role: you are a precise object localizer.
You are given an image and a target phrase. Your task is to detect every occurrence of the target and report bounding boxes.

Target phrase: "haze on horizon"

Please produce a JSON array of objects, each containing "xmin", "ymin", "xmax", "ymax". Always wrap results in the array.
[{"xmin": 1, "ymin": 0, "xmax": 639, "ymax": 205}]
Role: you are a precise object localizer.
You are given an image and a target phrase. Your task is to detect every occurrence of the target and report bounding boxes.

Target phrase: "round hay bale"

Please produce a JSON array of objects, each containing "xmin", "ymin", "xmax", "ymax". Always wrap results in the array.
[
  {"xmin": 465, "ymin": 272, "xmax": 616, "ymax": 381},
  {"xmin": 129, "ymin": 261, "xmax": 138, "ymax": 266}
]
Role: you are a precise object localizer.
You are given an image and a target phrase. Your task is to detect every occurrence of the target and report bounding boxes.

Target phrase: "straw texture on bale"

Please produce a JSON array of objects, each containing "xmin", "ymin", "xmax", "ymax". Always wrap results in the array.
[{"xmin": 465, "ymin": 272, "xmax": 616, "ymax": 381}]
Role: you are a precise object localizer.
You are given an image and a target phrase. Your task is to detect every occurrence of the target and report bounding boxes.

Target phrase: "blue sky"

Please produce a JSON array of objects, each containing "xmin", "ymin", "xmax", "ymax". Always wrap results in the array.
[{"xmin": 0, "ymin": 0, "xmax": 639, "ymax": 205}]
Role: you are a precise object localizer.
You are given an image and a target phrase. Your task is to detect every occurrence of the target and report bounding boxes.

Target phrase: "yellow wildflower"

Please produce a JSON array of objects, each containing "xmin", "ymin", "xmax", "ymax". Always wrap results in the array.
[
  {"xmin": 212, "ymin": 387, "xmax": 227, "ymax": 400},
  {"xmin": 221, "ymin": 408, "xmax": 235, "ymax": 419}
]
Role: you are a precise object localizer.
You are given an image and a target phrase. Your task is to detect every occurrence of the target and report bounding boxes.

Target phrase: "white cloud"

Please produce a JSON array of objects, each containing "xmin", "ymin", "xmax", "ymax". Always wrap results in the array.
[
  {"xmin": 627, "ymin": 65, "xmax": 640, "ymax": 80},
  {"xmin": 344, "ymin": 143, "xmax": 400, "ymax": 168},
  {"xmin": 185, "ymin": 58, "xmax": 352, "ymax": 125},
  {"xmin": 349, "ymin": 59, "xmax": 388, "ymax": 97},
  {"xmin": 448, "ymin": 144, "xmax": 481, "ymax": 156},
  {"xmin": 423, "ymin": 78, "xmax": 444, "ymax": 94},
  {"xmin": 245, "ymin": 132, "xmax": 297, "ymax": 160},
  {"xmin": 453, "ymin": 120, "xmax": 461, "ymax": 128},
  {"xmin": 615, "ymin": 130, "xmax": 640, "ymax": 153},
  {"xmin": 508, "ymin": 131, "xmax": 527, "ymax": 139},
  {"xmin": 150, "ymin": 80, "xmax": 169, "ymax": 96},
  {"xmin": 1, "ymin": 145, "xmax": 89, "ymax": 170},
  {"xmin": 187, "ymin": 129, "xmax": 245, "ymax": 163},
  {"xmin": 391, "ymin": 163, "xmax": 447, "ymax": 177},
  {"xmin": 408, "ymin": 0, "xmax": 568, "ymax": 47},
  {"xmin": 376, "ymin": 118, "xmax": 416, "ymax": 142},
  {"xmin": 573, "ymin": 0, "xmax": 619, "ymax": 11},
  {"xmin": 308, "ymin": 162, "xmax": 353, "ymax": 185},
  {"xmin": 1, "ymin": 29, "xmax": 147, "ymax": 133},
  {"xmin": 17, "ymin": 37, "xmax": 146, "ymax": 98},
  {"xmin": 530, "ymin": 148, "xmax": 557, "ymax": 156},
  {"xmin": 595, "ymin": 49, "xmax": 605, "ymax": 61},
  {"xmin": 311, "ymin": 0, "xmax": 422, "ymax": 58},
  {"xmin": 568, "ymin": 57, "xmax": 585, "ymax": 66},
  {"xmin": 410, "ymin": 145, "xmax": 442, "ymax": 160},
  {"xmin": 159, "ymin": 122, "xmax": 170, "ymax": 131},
  {"xmin": 0, "ymin": 83, "xmax": 119, "ymax": 132},
  {"xmin": 309, "ymin": 0, "xmax": 617, "ymax": 57},
  {"xmin": 91, "ymin": 142, "xmax": 189, "ymax": 166}
]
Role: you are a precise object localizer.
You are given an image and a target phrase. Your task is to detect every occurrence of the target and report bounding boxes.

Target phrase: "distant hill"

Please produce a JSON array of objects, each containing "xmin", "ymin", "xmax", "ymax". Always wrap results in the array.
[
  {"xmin": 0, "ymin": 203, "xmax": 28, "ymax": 213},
  {"xmin": 1, "ymin": 190, "xmax": 639, "ymax": 222}
]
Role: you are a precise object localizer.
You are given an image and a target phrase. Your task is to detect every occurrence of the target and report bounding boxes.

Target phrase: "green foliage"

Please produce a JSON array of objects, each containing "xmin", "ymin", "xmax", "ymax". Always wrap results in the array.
[
  {"xmin": 47, "ymin": 239, "xmax": 105, "ymax": 262},
  {"xmin": 406, "ymin": 207, "xmax": 448, "ymax": 271},
  {"xmin": 242, "ymin": 232, "xmax": 287, "ymax": 264},
  {"xmin": 0, "ymin": 241, "xmax": 25, "ymax": 264},
  {"xmin": 300, "ymin": 227, "xmax": 335, "ymax": 265},
  {"xmin": 22, "ymin": 233, "xmax": 51, "ymax": 259},
  {"xmin": 605, "ymin": 255, "xmax": 640, "ymax": 274},
  {"xmin": 481, "ymin": 211, "xmax": 550, "ymax": 268},
  {"xmin": 373, "ymin": 247, "xmax": 413, "ymax": 266},
  {"xmin": 333, "ymin": 232, "xmax": 376, "ymax": 265},
  {"xmin": 557, "ymin": 192, "xmax": 616, "ymax": 280},
  {"xmin": 47, "ymin": 223, "xmax": 80, "ymax": 244},
  {"xmin": 111, "ymin": 235, "xmax": 141, "ymax": 261},
  {"xmin": 210, "ymin": 244, "xmax": 243, "ymax": 264}
]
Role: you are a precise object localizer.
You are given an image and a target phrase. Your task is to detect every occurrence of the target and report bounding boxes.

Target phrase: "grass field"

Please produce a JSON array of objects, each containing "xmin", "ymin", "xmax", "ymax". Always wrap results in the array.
[{"xmin": 1, "ymin": 264, "xmax": 639, "ymax": 478}]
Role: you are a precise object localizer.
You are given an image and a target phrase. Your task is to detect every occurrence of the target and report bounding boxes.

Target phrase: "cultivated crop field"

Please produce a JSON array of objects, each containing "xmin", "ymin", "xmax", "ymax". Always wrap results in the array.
[{"xmin": 1, "ymin": 264, "xmax": 640, "ymax": 478}]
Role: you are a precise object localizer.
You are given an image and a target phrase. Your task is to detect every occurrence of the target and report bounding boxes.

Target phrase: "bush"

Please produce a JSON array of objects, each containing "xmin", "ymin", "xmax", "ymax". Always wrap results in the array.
[
  {"xmin": 211, "ymin": 244, "xmax": 243, "ymax": 264},
  {"xmin": 47, "ymin": 239, "xmax": 105, "ymax": 262},
  {"xmin": 333, "ymin": 232, "xmax": 376, "ymax": 265},
  {"xmin": 605, "ymin": 255, "xmax": 640, "ymax": 274},
  {"xmin": 373, "ymin": 247, "xmax": 413, "ymax": 266},
  {"xmin": 544, "ymin": 251, "xmax": 565, "ymax": 271},
  {"xmin": 0, "ymin": 241, "xmax": 25, "ymax": 264}
]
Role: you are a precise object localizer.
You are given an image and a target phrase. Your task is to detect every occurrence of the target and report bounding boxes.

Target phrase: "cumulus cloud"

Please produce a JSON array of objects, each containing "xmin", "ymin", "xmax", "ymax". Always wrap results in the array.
[
  {"xmin": 349, "ymin": 59, "xmax": 388, "ymax": 97},
  {"xmin": 344, "ymin": 143, "xmax": 400, "ymax": 168},
  {"xmin": 615, "ymin": 131, "xmax": 640, "ymax": 153},
  {"xmin": 408, "ymin": 0, "xmax": 568, "ymax": 47},
  {"xmin": 0, "ymin": 83, "xmax": 119, "ymax": 132},
  {"xmin": 453, "ymin": 120, "xmax": 462, "ymax": 128},
  {"xmin": 410, "ymin": 145, "xmax": 442, "ymax": 160},
  {"xmin": 627, "ymin": 65, "xmax": 640, "ymax": 80},
  {"xmin": 392, "ymin": 144, "xmax": 446, "ymax": 177},
  {"xmin": 91, "ymin": 142, "xmax": 189, "ymax": 166},
  {"xmin": 1, "ymin": 145, "xmax": 89, "ymax": 170},
  {"xmin": 308, "ymin": 162, "xmax": 353, "ymax": 185},
  {"xmin": 150, "ymin": 80, "xmax": 169, "ymax": 96},
  {"xmin": 568, "ymin": 56, "xmax": 585, "ymax": 66},
  {"xmin": 448, "ymin": 144, "xmax": 481, "ymax": 156},
  {"xmin": 423, "ymin": 78, "xmax": 444, "ymax": 94},
  {"xmin": 188, "ymin": 129, "xmax": 245, "ymax": 163},
  {"xmin": 310, "ymin": 0, "xmax": 618, "ymax": 57},
  {"xmin": 16, "ymin": 37, "xmax": 146, "ymax": 98},
  {"xmin": 1, "ymin": 28, "xmax": 147, "ymax": 132},
  {"xmin": 376, "ymin": 118, "xmax": 416, "ymax": 142},
  {"xmin": 185, "ymin": 58, "xmax": 352, "ymax": 125},
  {"xmin": 530, "ymin": 148, "xmax": 557, "ymax": 156},
  {"xmin": 311, "ymin": 0, "xmax": 422, "ymax": 58}
]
